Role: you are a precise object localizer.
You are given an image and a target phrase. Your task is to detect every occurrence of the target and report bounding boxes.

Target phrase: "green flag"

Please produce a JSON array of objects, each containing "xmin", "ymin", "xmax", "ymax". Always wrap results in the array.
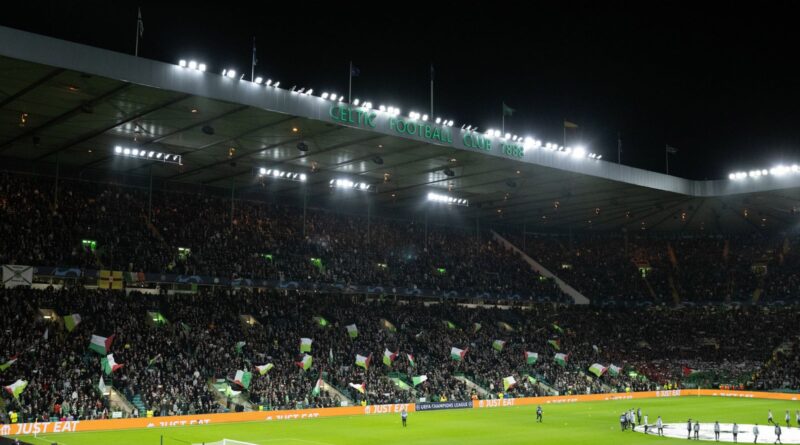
[
  {"xmin": 64, "ymin": 314, "xmax": 82, "ymax": 332},
  {"xmin": 312, "ymin": 378, "xmax": 322, "ymax": 396},
  {"xmin": 313, "ymin": 316, "xmax": 329, "ymax": 327},
  {"xmin": 524, "ymin": 351, "xmax": 538, "ymax": 364},
  {"xmin": 0, "ymin": 357, "xmax": 17, "ymax": 372},
  {"xmin": 4, "ymin": 379, "xmax": 27, "ymax": 399},
  {"xmin": 296, "ymin": 354, "xmax": 313, "ymax": 371},
  {"xmin": 589, "ymin": 363, "xmax": 607, "ymax": 377},
  {"xmin": 503, "ymin": 102, "xmax": 515, "ymax": 116},
  {"xmin": 548, "ymin": 339, "xmax": 561, "ymax": 350},
  {"xmin": 492, "ymin": 340, "xmax": 506, "ymax": 352},
  {"xmin": 346, "ymin": 324, "xmax": 358, "ymax": 339},
  {"xmin": 503, "ymin": 376, "xmax": 516, "ymax": 391},
  {"xmin": 234, "ymin": 370, "xmax": 252, "ymax": 389},
  {"xmin": 300, "ymin": 338, "xmax": 313, "ymax": 353},
  {"xmin": 235, "ymin": 341, "xmax": 246, "ymax": 354},
  {"xmin": 255, "ymin": 364, "xmax": 274, "ymax": 375},
  {"xmin": 554, "ymin": 353, "xmax": 568, "ymax": 367},
  {"xmin": 412, "ymin": 375, "xmax": 428, "ymax": 386}
]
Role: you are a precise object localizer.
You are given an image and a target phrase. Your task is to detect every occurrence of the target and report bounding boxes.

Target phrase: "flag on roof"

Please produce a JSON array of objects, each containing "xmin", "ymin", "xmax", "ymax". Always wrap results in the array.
[{"xmin": 89, "ymin": 334, "xmax": 114, "ymax": 355}]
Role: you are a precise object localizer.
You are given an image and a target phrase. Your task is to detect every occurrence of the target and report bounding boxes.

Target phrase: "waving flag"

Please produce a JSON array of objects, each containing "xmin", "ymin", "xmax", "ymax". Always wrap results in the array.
[
  {"xmin": 450, "ymin": 347, "xmax": 467, "ymax": 361},
  {"xmin": 382, "ymin": 349, "xmax": 398, "ymax": 367},
  {"xmin": 312, "ymin": 378, "xmax": 322, "ymax": 396},
  {"xmin": 554, "ymin": 353, "xmax": 568, "ymax": 367},
  {"xmin": 0, "ymin": 357, "xmax": 17, "ymax": 372},
  {"xmin": 503, "ymin": 376, "xmax": 517, "ymax": 391},
  {"xmin": 609, "ymin": 364, "xmax": 622, "ymax": 376},
  {"xmin": 525, "ymin": 351, "xmax": 538, "ymax": 365},
  {"xmin": 348, "ymin": 382, "xmax": 365, "ymax": 394},
  {"xmin": 255, "ymin": 364, "xmax": 274, "ymax": 375},
  {"xmin": 4, "ymin": 379, "xmax": 27, "ymax": 399},
  {"xmin": 64, "ymin": 314, "xmax": 82, "ymax": 332},
  {"xmin": 589, "ymin": 363, "xmax": 608, "ymax": 377},
  {"xmin": 407, "ymin": 353, "xmax": 416, "ymax": 367},
  {"xmin": 89, "ymin": 334, "xmax": 114, "ymax": 355},
  {"xmin": 412, "ymin": 375, "xmax": 428, "ymax": 386},
  {"xmin": 296, "ymin": 354, "xmax": 313, "ymax": 371},
  {"xmin": 547, "ymin": 339, "xmax": 561, "ymax": 350},
  {"xmin": 300, "ymin": 338, "xmax": 313, "ymax": 353},
  {"xmin": 101, "ymin": 354, "xmax": 123, "ymax": 375},
  {"xmin": 355, "ymin": 353, "xmax": 372, "ymax": 370},
  {"xmin": 346, "ymin": 324, "xmax": 358, "ymax": 339},
  {"xmin": 492, "ymin": 340, "xmax": 506, "ymax": 352},
  {"xmin": 234, "ymin": 370, "xmax": 252, "ymax": 389}
]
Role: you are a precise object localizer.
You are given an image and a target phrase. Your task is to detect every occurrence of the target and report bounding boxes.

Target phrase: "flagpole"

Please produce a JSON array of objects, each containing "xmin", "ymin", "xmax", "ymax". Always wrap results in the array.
[
  {"xmin": 251, "ymin": 36, "xmax": 256, "ymax": 82},
  {"xmin": 348, "ymin": 61, "xmax": 353, "ymax": 104},
  {"xmin": 135, "ymin": 7, "xmax": 141, "ymax": 57},
  {"xmin": 430, "ymin": 63, "xmax": 434, "ymax": 117}
]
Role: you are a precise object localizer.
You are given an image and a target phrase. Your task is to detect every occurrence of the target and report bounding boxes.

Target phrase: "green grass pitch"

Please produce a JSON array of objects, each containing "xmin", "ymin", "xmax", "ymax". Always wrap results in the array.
[{"xmin": 16, "ymin": 397, "xmax": 800, "ymax": 445}]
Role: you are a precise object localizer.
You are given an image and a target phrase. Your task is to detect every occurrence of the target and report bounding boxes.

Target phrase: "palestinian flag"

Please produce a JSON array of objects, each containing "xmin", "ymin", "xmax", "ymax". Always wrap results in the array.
[
  {"xmin": 554, "ymin": 352, "xmax": 568, "ymax": 367},
  {"xmin": 525, "ymin": 351, "xmax": 539, "ymax": 364},
  {"xmin": 0, "ymin": 357, "xmax": 17, "ymax": 372},
  {"xmin": 382, "ymin": 349, "xmax": 398, "ymax": 367},
  {"xmin": 473, "ymin": 322, "xmax": 482, "ymax": 333},
  {"xmin": 4, "ymin": 379, "xmax": 27, "ymax": 399},
  {"xmin": 296, "ymin": 354, "xmax": 313, "ymax": 371},
  {"xmin": 450, "ymin": 347, "xmax": 467, "ymax": 361},
  {"xmin": 64, "ymin": 314, "xmax": 82, "ymax": 332},
  {"xmin": 547, "ymin": 339, "xmax": 561, "ymax": 350},
  {"xmin": 552, "ymin": 323, "xmax": 564, "ymax": 334},
  {"xmin": 407, "ymin": 353, "xmax": 416, "ymax": 367},
  {"xmin": 412, "ymin": 375, "xmax": 428, "ymax": 386},
  {"xmin": 346, "ymin": 324, "xmax": 358, "ymax": 339},
  {"xmin": 101, "ymin": 354, "xmax": 123, "ymax": 375},
  {"xmin": 503, "ymin": 376, "xmax": 517, "ymax": 391},
  {"xmin": 234, "ymin": 370, "xmax": 252, "ymax": 389},
  {"xmin": 255, "ymin": 364, "xmax": 274, "ymax": 375},
  {"xmin": 89, "ymin": 334, "xmax": 114, "ymax": 355},
  {"xmin": 235, "ymin": 341, "xmax": 246, "ymax": 354},
  {"xmin": 312, "ymin": 378, "xmax": 322, "ymax": 396},
  {"xmin": 609, "ymin": 364, "xmax": 622, "ymax": 376},
  {"xmin": 589, "ymin": 363, "xmax": 608, "ymax": 377},
  {"xmin": 492, "ymin": 340, "xmax": 506, "ymax": 352},
  {"xmin": 355, "ymin": 353, "xmax": 372, "ymax": 370},
  {"xmin": 313, "ymin": 316, "xmax": 329, "ymax": 327},
  {"xmin": 444, "ymin": 320, "xmax": 457, "ymax": 329},
  {"xmin": 682, "ymin": 365, "xmax": 698, "ymax": 377},
  {"xmin": 300, "ymin": 338, "xmax": 313, "ymax": 353},
  {"xmin": 348, "ymin": 382, "xmax": 366, "ymax": 394}
]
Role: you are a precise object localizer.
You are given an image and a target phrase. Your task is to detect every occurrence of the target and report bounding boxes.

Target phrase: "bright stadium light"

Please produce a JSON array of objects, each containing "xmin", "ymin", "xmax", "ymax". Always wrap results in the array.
[
  {"xmin": 223, "ymin": 69, "xmax": 237, "ymax": 78},
  {"xmin": 179, "ymin": 60, "xmax": 187, "ymax": 67},
  {"xmin": 330, "ymin": 94, "xmax": 337, "ymax": 101},
  {"xmin": 379, "ymin": 105, "xmax": 387, "ymax": 112},
  {"xmin": 266, "ymin": 79, "xmax": 273, "ymax": 86},
  {"xmin": 273, "ymin": 81, "xmax": 280, "ymax": 88},
  {"xmin": 435, "ymin": 117, "xmax": 442, "ymax": 124},
  {"xmin": 198, "ymin": 63, "xmax": 206, "ymax": 72},
  {"xmin": 573, "ymin": 146, "xmax": 587, "ymax": 159},
  {"xmin": 114, "ymin": 146, "xmax": 182, "ymax": 165},
  {"xmin": 188, "ymin": 61, "xmax": 198, "ymax": 70},
  {"xmin": 255, "ymin": 76, "xmax": 263, "ymax": 84},
  {"xmin": 321, "ymin": 92, "xmax": 329, "ymax": 99},
  {"xmin": 330, "ymin": 178, "xmax": 373, "ymax": 192},
  {"xmin": 427, "ymin": 192, "xmax": 468, "ymax": 207},
  {"xmin": 353, "ymin": 98, "xmax": 360, "ymax": 106},
  {"xmin": 422, "ymin": 114, "xmax": 429, "ymax": 121}
]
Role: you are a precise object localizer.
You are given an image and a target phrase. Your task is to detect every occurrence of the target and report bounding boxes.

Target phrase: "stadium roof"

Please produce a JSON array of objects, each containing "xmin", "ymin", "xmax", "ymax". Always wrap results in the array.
[{"xmin": 2, "ymin": 25, "xmax": 800, "ymax": 232}]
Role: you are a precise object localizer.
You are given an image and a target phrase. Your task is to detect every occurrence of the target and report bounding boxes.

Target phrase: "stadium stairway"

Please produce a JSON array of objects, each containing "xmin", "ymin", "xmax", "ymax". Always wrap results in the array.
[
  {"xmin": 108, "ymin": 387, "xmax": 135, "ymax": 416},
  {"xmin": 491, "ymin": 231, "xmax": 590, "ymax": 304},
  {"xmin": 319, "ymin": 379, "xmax": 353, "ymax": 405},
  {"xmin": 131, "ymin": 394, "xmax": 146, "ymax": 416},
  {"xmin": 453, "ymin": 374, "xmax": 490, "ymax": 397}
]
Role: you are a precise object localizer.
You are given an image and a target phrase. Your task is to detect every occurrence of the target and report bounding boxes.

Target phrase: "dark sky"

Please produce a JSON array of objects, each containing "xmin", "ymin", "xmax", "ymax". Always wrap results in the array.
[{"xmin": 3, "ymin": 2, "xmax": 800, "ymax": 180}]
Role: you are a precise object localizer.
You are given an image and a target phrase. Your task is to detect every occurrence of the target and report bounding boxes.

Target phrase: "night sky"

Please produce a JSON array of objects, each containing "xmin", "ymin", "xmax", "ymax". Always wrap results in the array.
[{"xmin": 3, "ymin": 2, "xmax": 800, "ymax": 180}]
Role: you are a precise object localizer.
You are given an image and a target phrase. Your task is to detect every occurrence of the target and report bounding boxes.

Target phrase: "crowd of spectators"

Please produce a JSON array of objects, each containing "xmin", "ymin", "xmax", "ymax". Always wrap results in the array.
[{"xmin": 2, "ymin": 287, "xmax": 798, "ymax": 423}]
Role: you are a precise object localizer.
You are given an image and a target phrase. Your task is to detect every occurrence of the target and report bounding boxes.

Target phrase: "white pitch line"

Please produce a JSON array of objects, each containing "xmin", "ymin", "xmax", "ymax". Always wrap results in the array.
[{"xmin": 28, "ymin": 435, "xmax": 69, "ymax": 445}]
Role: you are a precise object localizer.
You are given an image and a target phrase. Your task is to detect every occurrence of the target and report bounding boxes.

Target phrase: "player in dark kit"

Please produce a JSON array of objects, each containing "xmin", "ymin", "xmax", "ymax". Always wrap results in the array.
[
  {"xmin": 537, "ymin": 405, "xmax": 543, "ymax": 423},
  {"xmin": 401, "ymin": 408, "xmax": 408, "ymax": 427}
]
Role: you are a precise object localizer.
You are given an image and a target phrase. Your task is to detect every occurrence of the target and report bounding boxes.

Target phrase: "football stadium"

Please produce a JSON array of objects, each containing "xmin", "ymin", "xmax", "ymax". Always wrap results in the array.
[{"xmin": 1, "ymin": 7, "xmax": 800, "ymax": 445}]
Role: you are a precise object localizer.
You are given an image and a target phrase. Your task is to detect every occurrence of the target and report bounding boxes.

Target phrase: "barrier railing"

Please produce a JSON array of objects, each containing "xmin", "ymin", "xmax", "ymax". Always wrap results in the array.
[{"xmin": 2, "ymin": 389, "xmax": 796, "ymax": 437}]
